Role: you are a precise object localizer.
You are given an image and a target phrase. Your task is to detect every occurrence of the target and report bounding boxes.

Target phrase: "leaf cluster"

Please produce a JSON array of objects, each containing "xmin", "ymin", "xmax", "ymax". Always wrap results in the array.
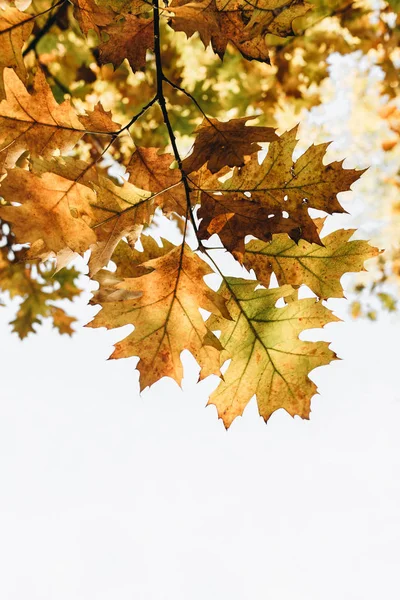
[{"xmin": 0, "ymin": 0, "xmax": 380, "ymax": 426}]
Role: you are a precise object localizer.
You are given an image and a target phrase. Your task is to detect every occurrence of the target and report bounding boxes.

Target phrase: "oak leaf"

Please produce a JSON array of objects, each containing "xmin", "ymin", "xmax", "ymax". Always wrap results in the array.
[
  {"xmin": 197, "ymin": 127, "xmax": 364, "ymax": 259},
  {"xmin": 98, "ymin": 14, "xmax": 154, "ymax": 72},
  {"xmin": 89, "ymin": 175, "xmax": 156, "ymax": 274},
  {"xmin": 207, "ymin": 279, "xmax": 338, "ymax": 428},
  {"xmin": 95, "ymin": 0, "xmax": 152, "ymax": 14},
  {"xmin": 167, "ymin": 0, "xmax": 220, "ymax": 49},
  {"xmin": 182, "ymin": 116, "xmax": 278, "ymax": 174},
  {"xmin": 88, "ymin": 240, "xmax": 231, "ymax": 389},
  {"xmin": 243, "ymin": 229, "xmax": 380, "ymax": 299},
  {"xmin": 0, "ymin": 6, "xmax": 33, "ymax": 99},
  {"xmin": 79, "ymin": 101, "xmax": 121, "ymax": 132},
  {"xmin": 0, "ymin": 167, "xmax": 96, "ymax": 260},
  {"xmin": 26, "ymin": 156, "xmax": 156, "ymax": 273},
  {"xmin": 169, "ymin": 0, "xmax": 311, "ymax": 62},
  {"xmin": 48, "ymin": 306, "xmax": 76, "ymax": 336},
  {"xmin": 71, "ymin": 0, "xmax": 115, "ymax": 36},
  {"xmin": 126, "ymin": 147, "xmax": 187, "ymax": 214},
  {"xmin": 0, "ymin": 68, "xmax": 118, "ymax": 172},
  {"xmin": 1, "ymin": 260, "xmax": 81, "ymax": 339},
  {"xmin": 215, "ymin": 0, "xmax": 312, "ymax": 37},
  {"xmin": 169, "ymin": 0, "xmax": 272, "ymax": 62}
]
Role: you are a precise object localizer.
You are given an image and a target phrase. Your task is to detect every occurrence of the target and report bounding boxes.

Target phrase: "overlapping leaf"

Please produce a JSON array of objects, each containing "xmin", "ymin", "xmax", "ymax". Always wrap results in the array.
[
  {"xmin": 0, "ymin": 157, "xmax": 156, "ymax": 272},
  {"xmin": 71, "ymin": 0, "xmax": 115, "ymax": 36},
  {"xmin": 0, "ymin": 68, "xmax": 119, "ymax": 171},
  {"xmin": 198, "ymin": 127, "xmax": 364, "ymax": 259},
  {"xmin": 89, "ymin": 175, "xmax": 156, "ymax": 274},
  {"xmin": 182, "ymin": 116, "xmax": 277, "ymax": 174},
  {"xmin": 168, "ymin": 0, "xmax": 311, "ymax": 62},
  {"xmin": 88, "ymin": 240, "xmax": 231, "ymax": 388},
  {"xmin": 0, "ymin": 0, "xmax": 381, "ymax": 430},
  {"xmin": 126, "ymin": 147, "xmax": 187, "ymax": 214},
  {"xmin": 0, "ymin": 167, "xmax": 97, "ymax": 261}
]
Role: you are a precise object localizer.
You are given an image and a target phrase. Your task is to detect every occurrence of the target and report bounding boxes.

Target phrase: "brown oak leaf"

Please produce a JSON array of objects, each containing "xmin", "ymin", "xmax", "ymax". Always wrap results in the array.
[
  {"xmin": 71, "ymin": 0, "xmax": 115, "ymax": 36},
  {"xmin": 182, "ymin": 116, "xmax": 278, "ymax": 174},
  {"xmin": 98, "ymin": 14, "xmax": 154, "ymax": 72},
  {"xmin": 0, "ymin": 68, "xmax": 117, "ymax": 172},
  {"xmin": 126, "ymin": 147, "xmax": 187, "ymax": 215},
  {"xmin": 197, "ymin": 127, "xmax": 365, "ymax": 259}
]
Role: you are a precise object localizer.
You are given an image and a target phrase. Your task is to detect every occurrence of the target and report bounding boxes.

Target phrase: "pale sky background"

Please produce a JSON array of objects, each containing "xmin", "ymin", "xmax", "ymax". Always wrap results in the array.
[
  {"xmin": 1, "ymin": 278, "xmax": 400, "ymax": 600},
  {"xmin": 1, "ymin": 46, "xmax": 400, "ymax": 600}
]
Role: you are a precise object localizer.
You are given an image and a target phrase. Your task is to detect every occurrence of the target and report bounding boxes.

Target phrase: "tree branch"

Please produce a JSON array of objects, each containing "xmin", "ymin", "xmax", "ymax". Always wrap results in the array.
[
  {"xmin": 152, "ymin": 0, "xmax": 204, "ymax": 250},
  {"xmin": 22, "ymin": 0, "xmax": 67, "ymax": 57}
]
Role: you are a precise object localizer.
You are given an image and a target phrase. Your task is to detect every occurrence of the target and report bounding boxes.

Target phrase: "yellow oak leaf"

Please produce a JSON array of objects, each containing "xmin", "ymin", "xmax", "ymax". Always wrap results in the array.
[
  {"xmin": 0, "ymin": 68, "xmax": 118, "ymax": 172},
  {"xmin": 88, "ymin": 241, "xmax": 231, "ymax": 389},
  {"xmin": 207, "ymin": 279, "xmax": 338, "ymax": 428},
  {"xmin": 0, "ymin": 167, "xmax": 96, "ymax": 260},
  {"xmin": 243, "ymin": 229, "xmax": 380, "ymax": 299},
  {"xmin": 49, "ymin": 306, "xmax": 76, "ymax": 336}
]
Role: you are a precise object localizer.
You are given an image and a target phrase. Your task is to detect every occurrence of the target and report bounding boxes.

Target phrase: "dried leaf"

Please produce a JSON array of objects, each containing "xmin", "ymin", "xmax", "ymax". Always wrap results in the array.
[
  {"xmin": 71, "ymin": 0, "xmax": 115, "ymax": 36},
  {"xmin": 0, "ymin": 68, "xmax": 116, "ymax": 171},
  {"xmin": 98, "ymin": 14, "xmax": 154, "ymax": 72},
  {"xmin": 182, "ymin": 116, "xmax": 278, "ymax": 174},
  {"xmin": 197, "ymin": 127, "xmax": 364, "ymax": 258},
  {"xmin": 126, "ymin": 147, "xmax": 186, "ymax": 214},
  {"xmin": 169, "ymin": 0, "xmax": 311, "ymax": 61},
  {"xmin": 89, "ymin": 175, "xmax": 156, "ymax": 274},
  {"xmin": 0, "ymin": 167, "xmax": 96, "ymax": 260},
  {"xmin": 88, "ymin": 241, "xmax": 231, "ymax": 388}
]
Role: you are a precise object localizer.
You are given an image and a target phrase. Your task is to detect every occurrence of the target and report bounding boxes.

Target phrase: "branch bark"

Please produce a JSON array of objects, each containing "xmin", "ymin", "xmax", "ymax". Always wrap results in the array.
[{"xmin": 152, "ymin": 0, "xmax": 203, "ymax": 248}]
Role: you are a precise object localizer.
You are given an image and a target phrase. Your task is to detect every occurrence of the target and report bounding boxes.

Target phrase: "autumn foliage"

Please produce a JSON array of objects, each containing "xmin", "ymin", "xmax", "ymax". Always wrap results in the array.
[{"xmin": 0, "ymin": 0, "xmax": 386, "ymax": 426}]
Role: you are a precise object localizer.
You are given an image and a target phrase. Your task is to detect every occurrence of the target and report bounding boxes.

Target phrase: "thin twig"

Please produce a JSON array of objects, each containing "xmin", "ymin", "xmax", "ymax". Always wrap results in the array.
[
  {"xmin": 113, "ymin": 95, "xmax": 158, "ymax": 135},
  {"xmin": 163, "ymin": 77, "xmax": 214, "ymax": 125},
  {"xmin": 22, "ymin": 0, "xmax": 67, "ymax": 57}
]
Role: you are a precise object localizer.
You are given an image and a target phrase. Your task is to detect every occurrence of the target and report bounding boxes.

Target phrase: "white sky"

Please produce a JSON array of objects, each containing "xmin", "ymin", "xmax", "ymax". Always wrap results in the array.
[{"xmin": 0, "ymin": 278, "xmax": 400, "ymax": 599}]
